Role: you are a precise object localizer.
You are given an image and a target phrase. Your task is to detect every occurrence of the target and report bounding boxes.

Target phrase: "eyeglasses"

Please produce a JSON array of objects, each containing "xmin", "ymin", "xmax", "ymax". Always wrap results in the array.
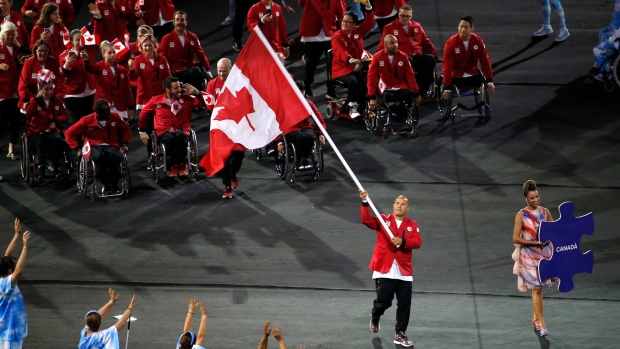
[
  {"xmin": 399, "ymin": 14, "xmax": 412, "ymax": 18},
  {"xmin": 342, "ymin": 20, "xmax": 355, "ymax": 24},
  {"xmin": 36, "ymin": 49, "xmax": 49, "ymax": 53}
]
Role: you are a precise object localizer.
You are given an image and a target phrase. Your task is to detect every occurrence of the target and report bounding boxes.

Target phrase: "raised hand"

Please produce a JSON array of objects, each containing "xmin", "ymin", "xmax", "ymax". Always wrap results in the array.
[{"xmin": 108, "ymin": 288, "xmax": 120, "ymax": 303}]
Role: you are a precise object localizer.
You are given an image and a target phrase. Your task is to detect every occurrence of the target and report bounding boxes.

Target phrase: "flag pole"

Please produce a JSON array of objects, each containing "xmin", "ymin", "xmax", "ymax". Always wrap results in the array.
[{"xmin": 252, "ymin": 27, "xmax": 395, "ymax": 240}]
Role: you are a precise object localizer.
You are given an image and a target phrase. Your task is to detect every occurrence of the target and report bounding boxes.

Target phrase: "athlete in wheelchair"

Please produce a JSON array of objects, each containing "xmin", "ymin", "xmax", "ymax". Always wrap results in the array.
[
  {"xmin": 377, "ymin": 4, "xmax": 440, "ymax": 99},
  {"xmin": 275, "ymin": 81, "xmax": 326, "ymax": 183},
  {"xmin": 439, "ymin": 15, "xmax": 495, "ymax": 124},
  {"xmin": 65, "ymin": 99, "xmax": 132, "ymax": 198},
  {"xmin": 22, "ymin": 79, "xmax": 72, "ymax": 182},
  {"xmin": 366, "ymin": 35, "xmax": 422, "ymax": 137},
  {"xmin": 592, "ymin": 27, "xmax": 620, "ymax": 91},
  {"xmin": 139, "ymin": 77, "xmax": 203, "ymax": 182}
]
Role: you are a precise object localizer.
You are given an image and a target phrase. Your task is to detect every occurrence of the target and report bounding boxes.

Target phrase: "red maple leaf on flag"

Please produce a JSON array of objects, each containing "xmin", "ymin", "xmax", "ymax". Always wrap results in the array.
[
  {"xmin": 114, "ymin": 43, "xmax": 121, "ymax": 51},
  {"xmin": 213, "ymin": 87, "xmax": 256, "ymax": 131}
]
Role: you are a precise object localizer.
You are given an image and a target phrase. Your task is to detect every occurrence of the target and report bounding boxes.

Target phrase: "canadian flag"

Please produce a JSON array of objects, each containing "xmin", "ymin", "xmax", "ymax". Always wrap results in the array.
[
  {"xmin": 36, "ymin": 69, "xmax": 53, "ymax": 82},
  {"xmin": 201, "ymin": 92, "xmax": 215, "ymax": 107},
  {"xmin": 170, "ymin": 99, "xmax": 182, "ymax": 115},
  {"xmin": 61, "ymin": 28, "xmax": 72, "ymax": 49},
  {"xmin": 378, "ymin": 78, "xmax": 387, "ymax": 94},
  {"xmin": 111, "ymin": 38, "xmax": 129, "ymax": 58},
  {"xmin": 81, "ymin": 27, "xmax": 100, "ymax": 46},
  {"xmin": 199, "ymin": 27, "xmax": 310, "ymax": 176},
  {"xmin": 82, "ymin": 141, "xmax": 91, "ymax": 158}
]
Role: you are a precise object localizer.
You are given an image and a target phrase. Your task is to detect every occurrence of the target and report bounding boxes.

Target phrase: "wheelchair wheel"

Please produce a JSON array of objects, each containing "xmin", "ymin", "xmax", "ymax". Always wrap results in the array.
[
  {"xmin": 437, "ymin": 96, "xmax": 453, "ymax": 123},
  {"xmin": 20, "ymin": 136, "xmax": 35, "ymax": 185},
  {"xmin": 190, "ymin": 129, "xmax": 199, "ymax": 165},
  {"xmin": 311, "ymin": 136, "xmax": 324, "ymax": 181},
  {"xmin": 613, "ymin": 53, "xmax": 620, "ymax": 88},
  {"xmin": 364, "ymin": 106, "xmax": 377, "ymax": 133},
  {"xmin": 325, "ymin": 104, "xmax": 335, "ymax": 120},
  {"xmin": 60, "ymin": 143, "xmax": 74, "ymax": 181},
  {"xmin": 289, "ymin": 143, "xmax": 297, "ymax": 184},
  {"xmin": 407, "ymin": 104, "xmax": 420, "ymax": 136},
  {"xmin": 476, "ymin": 85, "xmax": 491, "ymax": 123},
  {"xmin": 275, "ymin": 140, "xmax": 288, "ymax": 179},
  {"xmin": 121, "ymin": 153, "xmax": 131, "ymax": 197},
  {"xmin": 253, "ymin": 148, "xmax": 263, "ymax": 161}
]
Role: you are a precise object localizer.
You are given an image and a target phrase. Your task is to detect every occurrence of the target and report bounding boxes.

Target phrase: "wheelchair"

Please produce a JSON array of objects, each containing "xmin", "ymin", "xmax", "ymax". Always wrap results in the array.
[
  {"xmin": 363, "ymin": 91, "xmax": 420, "ymax": 138},
  {"xmin": 324, "ymin": 49, "xmax": 370, "ymax": 122},
  {"xmin": 274, "ymin": 131, "xmax": 324, "ymax": 183},
  {"xmin": 436, "ymin": 72, "xmax": 491, "ymax": 124},
  {"xmin": 596, "ymin": 50, "xmax": 620, "ymax": 92},
  {"xmin": 150, "ymin": 129, "xmax": 199, "ymax": 183},
  {"xmin": 20, "ymin": 132, "xmax": 74, "ymax": 186},
  {"xmin": 77, "ymin": 148, "xmax": 131, "ymax": 200}
]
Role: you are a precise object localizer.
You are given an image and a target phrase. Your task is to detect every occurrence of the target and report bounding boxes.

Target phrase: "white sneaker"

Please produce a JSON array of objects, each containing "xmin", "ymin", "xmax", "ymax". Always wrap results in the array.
[
  {"xmin": 348, "ymin": 103, "xmax": 360, "ymax": 118},
  {"xmin": 534, "ymin": 25, "xmax": 553, "ymax": 36},
  {"xmin": 350, "ymin": 110, "xmax": 361, "ymax": 118}
]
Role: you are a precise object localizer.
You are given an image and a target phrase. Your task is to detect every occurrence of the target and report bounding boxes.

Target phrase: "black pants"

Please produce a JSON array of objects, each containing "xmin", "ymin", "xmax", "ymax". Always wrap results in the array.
[
  {"xmin": 65, "ymin": 95, "xmax": 95, "ymax": 125},
  {"xmin": 233, "ymin": 0, "xmax": 254, "ymax": 43},
  {"xmin": 158, "ymin": 131, "xmax": 188, "ymax": 166},
  {"xmin": 139, "ymin": 109, "xmax": 154, "ymax": 158},
  {"xmin": 0, "ymin": 98, "xmax": 20, "ymax": 145},
  {"xmin": 175, "ymin": 67, "xmax": 207, "ymax": 92},
  {"xmin": 450, "ymin": 75, "xmax": 485, "ymax": 92},
  {"xmin": 285, "ymin": 128, "xmax": 314, "ymax": 159},
  {"xmin": 335, "ymin": 70, "xmax": 366, "ymax": 105},
  {"xmin": 376, "ymin": 14, "xmax": 397, "ymax": 33},
  {"xmin": 90, "ymin": 145, "xmax": 123, "ymax": 186},
  {"xmin": 221, "ymin": 150, "xmax": 244, "ymax": 187},
  {"xmin": 152, "ymin": 22, "xmax": 174, "ymax": 42},
  {"xmin": 372, "ymin": 278, "xmax": 413, "ymax": 333},
  {"xmin": 28, "ymin": 133, "xmax": 62, "ymax": 170},
  {"xmin": 410, "ymin": 54, "xmax": 436, "ymax": 95},
  {"xmin": 303, "ymin": 41, "xmax": 333, "ymax": 90}
]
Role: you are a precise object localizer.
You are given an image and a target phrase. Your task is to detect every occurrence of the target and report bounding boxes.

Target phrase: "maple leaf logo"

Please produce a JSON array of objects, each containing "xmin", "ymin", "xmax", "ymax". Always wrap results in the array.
[
  {"xmin": 86, "ymin": 36, "xmax": 94, "ymax": 43},
  {"xmin": 213, "ymin": 87, "xmax": 256, "ymax": 131},
  {"xmin": 114, "ymin": 43, "xmax": 121, "ymax": 51}
]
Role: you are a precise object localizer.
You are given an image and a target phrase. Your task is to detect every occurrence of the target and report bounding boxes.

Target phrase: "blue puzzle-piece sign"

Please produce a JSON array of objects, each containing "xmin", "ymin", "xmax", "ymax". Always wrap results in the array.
[{"xmin": 538, "ymin": 201, "xmax": 594, "ymax": 293}]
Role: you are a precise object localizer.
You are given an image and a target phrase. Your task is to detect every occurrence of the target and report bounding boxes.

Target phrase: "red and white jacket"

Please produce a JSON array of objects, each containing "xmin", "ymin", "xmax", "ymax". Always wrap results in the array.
[
  {"xmin": 21, "ymin": 0, "xmax": 75, "ymax": 27},
  {"xmin": 139, "ymin": 92, "xmax": 203, "ymax": 137},
  {"xmin": 2, "ymin": 11, "xmax": 30, "ymax": 46},
  {"xmin": 133, "ymin": 0, "xmax": 175, "ymax": 26},
  {"xmin": 330, "ymin": 9, "xmax": 374, "ymax": 79},
  {"xmin": 204, "ymin": 76, "xmax": 224, "ymax": 112},
  {"xmin": 65, "ymin": 111, "xmax": 131, "ymax": 149},
  {"xmin": 247, "ymin": 1, "xmax": 289, "ymax": 54},
  {"xmin": 297, "ymin": 0, "xmax": 345, "ymax": 38},
  {"xmin": 25, "ymin": 96, "xmax": 68, "ymax": 136},
  {"xmin": 378, "ymin": 19, "xmax": 438, "ymax": 57},
  {"xmin": 19, "ymin": 56, "xmax": 65, "ymax": 106},
  {"xmin": 367, "ymin": 49, "xmax": 418, "ymax": 99},
  {"xmin": 442, "ymin": 33, "xmax": 493, "ymax": 88},
  {"xmin": 30, "ymin": 23, "xmax": 69, "ymax": 59},
  {"xmin": 372, "ymin": 0, "xmax": 404, "ymax": 18},
  {"xmin": 129, "ymin": 53, "xmax": 172, "ymax": 107},
  {"xmin": 85, "ymin": 60, "xmax": 134, "ymax": 112},
  {"xmin": 361, "ymin": 203, "xmax": 422, "ymax": 275},
  {"xmin": 0, "ymin": 43, "xmax": 22, "ymax": 100},
  {"xmin": 59, "ymin": 46, "xmax": 97, "ymax": 97},
  {"xmin": 157, "ymin": 30, "xmax": 210, "ymax": 72},
  {"xmin": 92, "ymin": 0, "xmax": 135, "ymax": 44}
]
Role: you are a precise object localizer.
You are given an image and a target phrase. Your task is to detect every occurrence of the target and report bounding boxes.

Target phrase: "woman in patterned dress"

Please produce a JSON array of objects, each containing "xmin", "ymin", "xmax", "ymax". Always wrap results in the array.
[{"xmin": 512, "ymin": 180, "xmax": 554, "ymax": 336}]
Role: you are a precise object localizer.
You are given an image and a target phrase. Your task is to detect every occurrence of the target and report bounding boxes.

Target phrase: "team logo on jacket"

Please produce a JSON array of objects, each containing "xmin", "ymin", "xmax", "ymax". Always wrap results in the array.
[
  {"xmin": 0, "ymin": 54, "xmax": 4, "ymax": 59},
  {"xmin": 379, "ymin": 61, "xmax": 384, "ymax": 66},
  {"xmin": 55, "ymin": 106, "xmax": 59, "ymax": 110},
  {"xmin": 111, "ymin": 122, "xmax": 116, "ymax": 126},
  {"xmin": 398, "ymin": 61, "xmax": 403, "ymax": 66},
  {"xmin": 385, "ymin": 221, "xmax": 391, "ymax": 227},
  {"xmin": 473, "ymin": 45, "xmax": 478, "ymax": 50},
  {"xmin": 354, "ymin": 34, "xmax": 359, "ymax": 39},
  {"xmin": 140, "ymin": 63, "xmax": 145, "ymax": 69},
  {"xmin": 87, "ymin": 127, "xmax": 93, "ymax": 130},
  {"xmin": 179, "ymin": 98, "xmax": 184, "ymax": 104},
  {"xmin": 160, "ymin": 64, "xmax": 164, "ymax": 69},
  {"xmin": 121, "ymin": 74, "xmax": 125, "ymax": 78},
  {"xmin": 37, "ymin": 106, "xmax": 42, "ymax": 110},
  {"xmin": 122, "ymin": 6, "xmax": 125, "ymax": 11},
  {"xmin": 215, "ymin": 88, "xmax": 221, "ymax": 94},
  {"xmin": 414, "ymin": 28, "xmax": 419, "ymax": 33},
  {"xmin": 56, "ymin": 0, "xmax": 61, "ymax": 3},
  {"xmin": 170, "ymin": 42, "xmax": 175, "ymax": 48},
  {"xmin": 31, "ymin": 73, "xmax": 37, "ymax": 79},
  {"xmin": 190, "ymin": 41, "xmax": 195, "ymax": 46},
  {"xmin": 455, "ymin": 48, "xmax": 460, "ymax": 54},
  {"xmin": 103, "ymin": 70, "xmax": 108, "ymax": 76},
  {"xmin": 394, "ymin": 30, "xmax": 398, "ymax": 35},
  {"xmin": 276, "ymin": 12, "xmax": 280, "ymax": 17},
  {"xmin": 407, "ymin": 227, "xmax": 412, "ymax": 231},
  {"xmin": 104, "ymin": 10, "xmax": 109, "ymax": 16},
  {"xmin": 156, "ymin": 104, "xmax": 161, "ymax": 108},
  {"xmin": 51, "ymin": 73, "xmax": 56, "ymax": 79}
]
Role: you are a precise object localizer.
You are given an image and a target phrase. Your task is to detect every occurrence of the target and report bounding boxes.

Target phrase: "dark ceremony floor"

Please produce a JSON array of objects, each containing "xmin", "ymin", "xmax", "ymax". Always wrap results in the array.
[{"xmin": 1, "ymin": 0, "xmax": 619, "ymax": 348}]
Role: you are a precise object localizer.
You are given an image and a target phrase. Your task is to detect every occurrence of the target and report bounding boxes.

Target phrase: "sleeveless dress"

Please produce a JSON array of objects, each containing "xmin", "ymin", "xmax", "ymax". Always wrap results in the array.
[{"xmin": 511, "ymin": 206, "xmax": 553, "ymax": 292}]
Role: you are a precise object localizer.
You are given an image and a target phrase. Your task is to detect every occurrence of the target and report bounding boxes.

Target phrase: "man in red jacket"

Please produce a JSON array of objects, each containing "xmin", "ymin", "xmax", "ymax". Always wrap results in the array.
[
  {"xmin": 247, "ymin": 0, "xmax": 289, "ymax": 58},
  {"xmin": 359, "ymin": 189, "xmax": 422, "ymax": 348},
  {"xmin": 441, "ymin": 15, "xmax": 495, "ymax": 101},
  {"xmin": 297, "ymin": 0, "xmax": 345, "ymax": 98},
  {"xmin": 158, "ymin": 11, "xmax": 211, "ymax": 91},
  {"xmin": 65, "ymin": 99, "xmax": 131, "ymax": 193},
  {"xmin": 378, "ymin": 4, "xmax": 439, "ymax": 96}
]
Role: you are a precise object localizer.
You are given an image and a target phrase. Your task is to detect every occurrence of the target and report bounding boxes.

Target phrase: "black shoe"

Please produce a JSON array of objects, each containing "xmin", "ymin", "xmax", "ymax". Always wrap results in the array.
[
  {"xmin": 326, "ymin": 89, "xmax": 337, "ymax": 100},
  {"xmin": 37, "ymin": 166, "xmax": 47, "ymax": 180},
  {"xmin": 232, "ymin": 41, "xmax": 243, "ymax": 51},
  {"xmin": 305, "ymin": 87, "xmax": 314, "ymax": 98}
]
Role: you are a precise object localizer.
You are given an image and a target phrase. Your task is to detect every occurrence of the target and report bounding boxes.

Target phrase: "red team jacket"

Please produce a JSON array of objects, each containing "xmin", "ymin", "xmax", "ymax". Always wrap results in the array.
[
  {"xmin": 58, "ymin": 47, "xmax": 97, "ymax": 96},
  {"xmin": 25, "ymin": 96, "xmax": 69, "ymax": 136},
  {"xmin": 247, "ymin": 1, "xmax": 289, "ymax": 54},
  {"xmin": 139, "ymin": 92, "xmax": 203, "ymax": 137},
  {"xmin": 30, "ymin": 23, "xmax": 69, "ymax": 59},
  {"xmin": 19, "ymin": 56, "xmax": 65, "ymax": 105},
  {"xmin": 330, "ymin": 9, "xmax": 375, "ymax": 79},
  {"xmin": 129, "ymin": 53, "xmax": 172, "ymax": 107},
  {"xmin": 372, "ymin": 0, "xmax": 404, "ymax": 18},
  {"xmin": 85, "ymin": 60, "xmax": 134, "ymax": 112},
  {"xmin": 157, "ymin": 30, "xmax": 210, "ymax": 72},
  {"xmin": 205, "ymin": 76, "xmax": 224, "ymax": 112},
  {"xmin": 65, "ymin": 111, "xmax": 131, "ymax": 149},
  {"xmin": 291, "ymin": 99, "xmax": 326, "ymax": 133},
  {"xmin": 0, "ymin": 43, "xmax": 21, "ymax": 99},
  {"xmin": 21, "ymin": 0, "xmax": 75, "ymax": 27},
  {"xmin": 134, "ymin": 0, "xmax": 175, "ymax": 26},
  {"xmin": 378, "ymin": 19, "xmax": 438, "ymax": 57},
  {"xmin": 2, "ymin": 11, "xmax": 30, "ymax": 46},
  {"xmin": 442, "ymin": 33, "xmax": 493, "ymax": 88},
  {"xmin": 366, "ymin": 49, "xmax": 419, "ymax": 98},
  {"xmin": 361, "ymin": 204, "xmax": 422, "ymax": 275},
  {"xmin": 92, "ymin": 0, "xmax": 134, "ymax": 43},
  {"xmin": 297, "ymin": 0, "xmax": 345, "ymax": 38}
]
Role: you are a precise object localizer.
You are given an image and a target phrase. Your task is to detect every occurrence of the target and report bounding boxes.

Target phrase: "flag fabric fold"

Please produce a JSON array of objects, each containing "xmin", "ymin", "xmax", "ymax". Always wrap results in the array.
[{"xmin": 199, "ymin": 27, "xmax": 310, "ymax": 176}]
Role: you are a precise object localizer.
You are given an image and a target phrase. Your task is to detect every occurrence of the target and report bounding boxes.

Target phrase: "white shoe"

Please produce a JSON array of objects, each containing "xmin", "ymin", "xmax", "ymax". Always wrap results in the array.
[
  {"xmin": 348, "ymin": 103, "xmax": 360, "ymax": 118},
  {"xmin": 534, "ymin": 25, "xmax": 553, "ymax": 36},
  {"xmin": 350, "ymin": 110, "xmax": 361, "ymax": 119}
]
